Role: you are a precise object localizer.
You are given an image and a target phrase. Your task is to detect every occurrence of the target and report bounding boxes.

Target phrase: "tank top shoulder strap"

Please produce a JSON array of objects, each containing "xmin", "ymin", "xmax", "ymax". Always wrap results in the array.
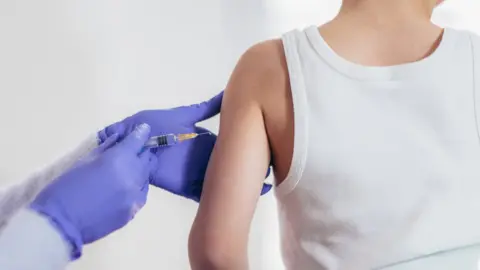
[
  {"xmin": 469, "ymin": 31, "xmax": 480, "ymax": 143},
  {"xmin": 276, "ymin": 29, "xmax": 310, "ymax": 197}
]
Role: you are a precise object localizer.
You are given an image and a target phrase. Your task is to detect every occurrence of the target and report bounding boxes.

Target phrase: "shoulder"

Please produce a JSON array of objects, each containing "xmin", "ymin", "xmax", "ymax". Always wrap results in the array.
[
  {"xmin": 235, "ymin": 39, "xmax": 286, "ymax": 78},
  {"xmin": 226, "ymin": 39, "xmax": 289, "ymax": 102},
  {"xmin": 240, "ymin": 39, "xmax": 284, "ymax": 63}
]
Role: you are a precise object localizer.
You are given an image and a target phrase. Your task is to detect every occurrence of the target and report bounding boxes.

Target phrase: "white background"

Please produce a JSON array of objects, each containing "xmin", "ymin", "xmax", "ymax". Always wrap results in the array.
[{"xmin": 0, "ymin": 0, "xmax": 479, "ymax": 269}]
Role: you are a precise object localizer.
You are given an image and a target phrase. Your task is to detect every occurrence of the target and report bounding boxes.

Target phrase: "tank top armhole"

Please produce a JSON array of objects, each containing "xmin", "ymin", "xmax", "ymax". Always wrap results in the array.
[
  {"xmin": 469, "ymin": 33, "xmax": 480, "ymax": 146},
  {"xmin": 275, "ymin": 30, "xmax": 310, "ymax": 198}
]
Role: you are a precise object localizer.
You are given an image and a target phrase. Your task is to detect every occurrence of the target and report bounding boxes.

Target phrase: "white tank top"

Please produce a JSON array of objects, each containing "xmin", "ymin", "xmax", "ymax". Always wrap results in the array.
[{"xmin": 276, "ymin": 26, "xmax": 480, "ymax": 270}]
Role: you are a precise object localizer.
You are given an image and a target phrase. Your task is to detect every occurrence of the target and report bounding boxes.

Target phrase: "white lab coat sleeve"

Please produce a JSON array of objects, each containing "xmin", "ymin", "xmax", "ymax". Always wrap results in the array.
[
  {"xmin": 0, "ymin": 208, "xmax": 70, "ymax": 270},
  {"xmin": 0, "ymin": 133, "xmax": 99, "ymax": 232}
]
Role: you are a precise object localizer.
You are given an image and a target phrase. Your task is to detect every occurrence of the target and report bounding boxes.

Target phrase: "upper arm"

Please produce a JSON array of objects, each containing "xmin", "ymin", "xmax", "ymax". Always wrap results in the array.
[{"xmin": 188, "ymin": 40, "xmax": 284, "ymax": 269}]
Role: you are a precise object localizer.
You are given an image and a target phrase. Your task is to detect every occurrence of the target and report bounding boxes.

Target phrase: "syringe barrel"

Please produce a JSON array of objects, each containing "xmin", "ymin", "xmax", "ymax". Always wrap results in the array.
[
  {"xmin": 144, "ymin": 132, "xmax": 209, "ymax": 149},
  {"xmin": 144, "ymin": 134, "xmax": 177, "ymax": 148}
]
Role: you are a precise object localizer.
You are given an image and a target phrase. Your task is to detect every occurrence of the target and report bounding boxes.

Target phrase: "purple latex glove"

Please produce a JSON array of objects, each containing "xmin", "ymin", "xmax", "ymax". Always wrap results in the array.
[
  {"xmin": 99, "ymin": 92, "xmax": 272, "ymax": 202},
  {"xmin": 30, "ymin": 124, "xmax": 157, "ymax": 260}
]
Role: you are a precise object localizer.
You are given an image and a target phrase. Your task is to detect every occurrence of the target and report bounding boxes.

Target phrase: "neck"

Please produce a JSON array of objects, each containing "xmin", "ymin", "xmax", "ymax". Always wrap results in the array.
[{"xmin": 339, "ymin": 0, "xmax": 436, "ymax": 26}]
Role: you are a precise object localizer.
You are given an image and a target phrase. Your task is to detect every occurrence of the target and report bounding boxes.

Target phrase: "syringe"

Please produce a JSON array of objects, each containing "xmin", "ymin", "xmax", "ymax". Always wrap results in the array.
[{"xmin": 144, "ymin": 132, "xmax": 212, "ymax": 149}]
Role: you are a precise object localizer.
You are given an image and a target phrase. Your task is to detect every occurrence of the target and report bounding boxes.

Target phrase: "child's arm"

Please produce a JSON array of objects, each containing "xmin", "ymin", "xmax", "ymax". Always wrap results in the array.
[{"xmin": 188, "ymin": 40, "xmax": 283, "ymax": 270}]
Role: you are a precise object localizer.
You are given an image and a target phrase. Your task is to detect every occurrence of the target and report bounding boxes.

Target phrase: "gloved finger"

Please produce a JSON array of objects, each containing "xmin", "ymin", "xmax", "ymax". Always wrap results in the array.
[
  {"xmin": 260, "ymin": 167, "xmax": 273, "ymax": 195},
  {"xmin": 78, "ymin": 133, "xmax": 120, "ymax": 165},
  {"xmin": 260, "ymin": 183, "xmax": 273, "ymax": 196},
  {"xmin": 139, "ymin": 150, "xmax": 158, "ymax": 180},
  {"xmin": 137, "ymin": 182, "xmax": 150, "ymax": 208},
  {"xmin": 190, "ymin": 181, "xmax": 203, "ymax": 203},
  {"xmin": 192, "ymin": 195, "xmax": 201, "ymax": 203},
  {"xmin": 98, "ymin": 122, "xmax": 126, "ymax": 143},
  {"xmin": 117, "ymin": 123, "xmax": 151, "ymax": 154},
  {"xmin": 130, "ymin": 184, "xmax": 149, "ymax": 219},
  {"xmin": 184, "ymin": 91, "xmax": 224, "ymax": 124},
  {"xmin": 95, "ymin": 133, "xmax": 120, "ymax": 153},
  {"xmin": 190, "ymin": 182, "xmax": 272, "ymax": 201}
]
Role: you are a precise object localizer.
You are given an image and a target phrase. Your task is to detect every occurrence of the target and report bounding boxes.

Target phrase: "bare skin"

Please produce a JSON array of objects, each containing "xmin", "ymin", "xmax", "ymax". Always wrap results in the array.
[{"xmin": 189, "ymin": 0, "xmax": 444, "ymax": 269}]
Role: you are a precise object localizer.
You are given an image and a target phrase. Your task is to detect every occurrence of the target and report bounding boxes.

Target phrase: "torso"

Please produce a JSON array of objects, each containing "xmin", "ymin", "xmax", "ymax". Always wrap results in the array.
[
  {"xmin": 263, "ymin": 21, "xmax": 446, "ymax": 187},
  {"xmin": 260, "ymin": 23, "xmax": 480, "ymax": 269}
]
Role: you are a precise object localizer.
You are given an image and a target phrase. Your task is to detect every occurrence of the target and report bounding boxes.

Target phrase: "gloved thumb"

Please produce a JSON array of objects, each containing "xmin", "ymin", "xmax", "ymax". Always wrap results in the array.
[
  {"xmin": 117, "ymin": 123, "xmax": 151, "ymax": 154},
  {"xmin": 184, "ymin": 91, "xmax": 224, "ymax": 124}
]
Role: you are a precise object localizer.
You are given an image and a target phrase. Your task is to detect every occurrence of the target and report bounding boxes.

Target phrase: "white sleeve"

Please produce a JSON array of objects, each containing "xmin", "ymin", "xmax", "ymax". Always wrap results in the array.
[
  {"xmin": 0, "ymin": 208, "xmax": 70, "ymax": 270},
  {"xmin": 0, "ymin": 133, "xmax": 99, "ymax": 232}
]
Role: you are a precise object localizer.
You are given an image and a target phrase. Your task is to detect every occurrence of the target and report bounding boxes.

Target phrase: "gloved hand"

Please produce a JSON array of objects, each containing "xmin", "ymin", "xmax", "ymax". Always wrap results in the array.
[
  {"xmin": 30, "ymin": 124, "xmax": 157, "ymax": 260},
  {"xmin": 98, "ymin": 92, "xmax": 273, "ymax": 202}
]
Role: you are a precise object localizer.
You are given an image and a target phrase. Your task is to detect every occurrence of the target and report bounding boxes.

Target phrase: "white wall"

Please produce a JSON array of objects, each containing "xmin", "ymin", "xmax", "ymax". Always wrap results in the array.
[{"xmin": 0, "ymin": 0, "xmax": 477, "ymax": 269}]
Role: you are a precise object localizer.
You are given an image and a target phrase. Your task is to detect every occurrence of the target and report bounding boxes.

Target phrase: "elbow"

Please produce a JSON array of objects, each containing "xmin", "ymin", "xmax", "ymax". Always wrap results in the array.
[{"xmin": 188, "ymin": 228, "xmax": 247, "ymax": 270}]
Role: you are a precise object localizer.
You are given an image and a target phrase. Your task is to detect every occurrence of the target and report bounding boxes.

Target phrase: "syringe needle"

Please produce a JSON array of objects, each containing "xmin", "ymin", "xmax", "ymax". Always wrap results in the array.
[
  {"xmin": 197, "ymin": 132, "xmax": 212, "ymax": 136},
  {"xmin": 176, "ymin": 132, "xmax": 212, "ymax": 142}
]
